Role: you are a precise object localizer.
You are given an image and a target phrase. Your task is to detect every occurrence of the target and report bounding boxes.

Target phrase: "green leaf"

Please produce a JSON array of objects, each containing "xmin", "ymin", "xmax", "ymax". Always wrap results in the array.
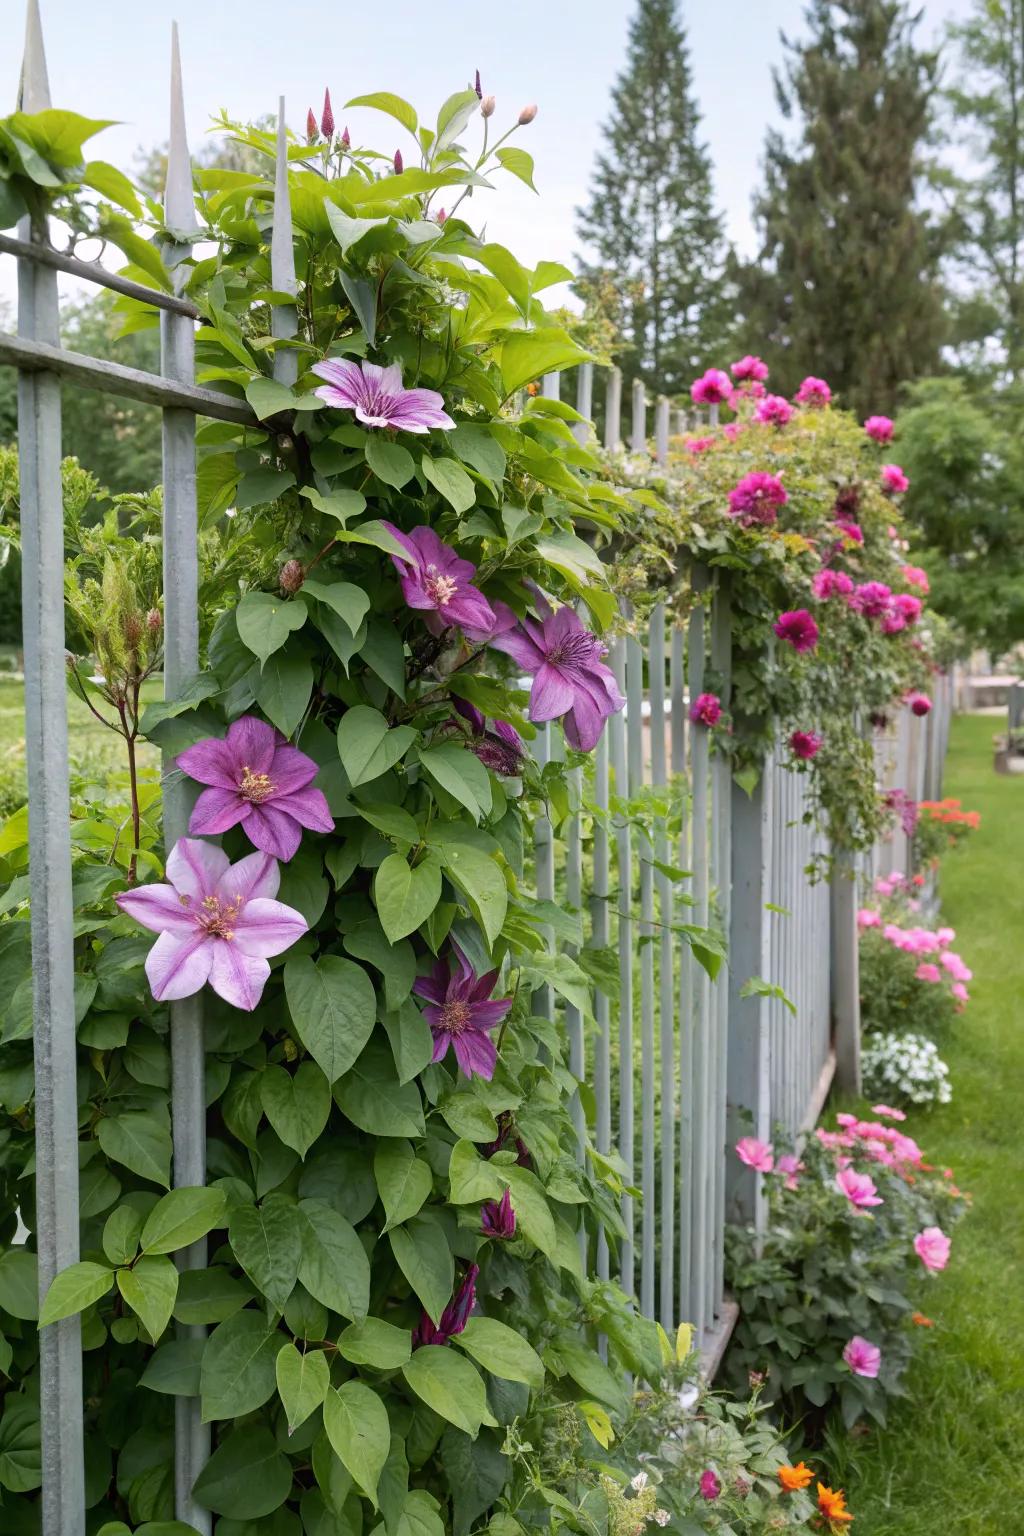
[
  {"xmin": 437, "ymin": 1087, "xmax": 498, "ymax": 1143},
  {"xmin": 436, "ymin": 89, "xmax": 480, "ymax": 151},
  {"xmin": 338, "ymin": 705, "xmax": 418, "ymax": 787},
  {"xmin": 334, "ymin": 1040, "xmax": 425, "ymax": 1137},
  {"xmin": 401, "ymin": 1346, "xmax": 496, "ymax": 1437},
  {"xmin": 0, "ymin": 1249, "xmax": 38, "ymax": 1320},
  {"xmin": 382, "ymin": 999, "xmax": 435, "ymax": 1083},
  {"xmin": 236, "ymin": 591, "xmax": 308, "ymax": 664},
  {"xmin": 449, "ymin": 425, "xmax": 506, "ymax": 484},
  {"xmin": 102, "ymin": 1204, "xmax": 144, "ymax": 1266},
  {"xmin": 502, "ymin": 1167, "xmax": 558, "ymax": 1260},
  {"xmin": 284, "ymin": 953, "xmax": 377, "ymax": 1084},
  {"xmin": 193, "ymin": 1427, "xmax": 292, "ymax": 1519},
  {"xmin": 260, "ymin": 1062, "xmax": 332, "ymax": 1158},
  {"xmin": 339, "ymin": 271, "xmax": 379, "ymax": 348},
  {"xmin": 173, "ymin": 1266, "xmax": 251, "ymax": 1326},
  {"xmin": 10, "ymin": 109, "xmax": 114, "ymax": 165},
  {"xmin": 374, "ymin": 852, "xmax": 442, "ymax": 943},
  {"xmin": 353, "ymin": 802, "xmax": 420, "ymax": 847},
  {"xmin": 418, "ymin": 744, "xmax": 492, "ymax": 822},
  {"xmin": 116, "ymin": 1255, "xmax": 178, "ymax": 1341},
  {"xmin": 140, "ymin": 1187, "xmax": 227, "ymax": 1256},
  {"xmin": 454, "ymin": 1317, "xmax": 544, "ymax": 1389},
  {"xmin": 447, "ymin": 1140, "xmax": 503, "ymax": 1205},
  {"xmin": 300, "ymin": 484, "xmax": 368, "ymax": 523},
  {"xmin": 0, "ymin": 1399, "xmax": 41, "ymax": 1493},
  {"xmin": 421, "ymin": 456, "xmax": 476, "ymax": 513},
  {"xmin": 495, "ymin": 147, "xmax": 537, "ymax": 192},
  {"xmin": 227, "ymin": 1197, "xmax": 302, "ymax": 1310},
  {"xmin": 553, "ymin": 1333, "xmax": 628, "ymax": 1415},
  {"xmin": 302, "ymin": 579, "xmax": 370, "ymax": 636},
  {"xmin": 498, "ymin": 330, "xmax": 591, "ymax": 398},
  {"xmin": 235, "ymin": 467, "xmax": 296, "ymax": 509},
  {"xmin": 276, "ymin": 1341, "xmax": 330, "ymax": 1434},
  {"xmin": 39, "ymin": 1261, "xmax": 113, "ymax": 1325},
  {"xmin": 345, "ymin": 92, "xmax": 419, "ymax": 135},
  {"xmin": 388, "ymin": 1216, "xmax": 453, "ymax": 1325},
  {"xmin": 200, "ymin": 1309, "xmax": 284, "ymax": 1422},
  {"xmin": 244, "ymin": 376, "xmax": 296, "ymax": 420},
  {"xmin": 441, "ymin": 844, "xmax": 507, "ymax": 947},
  {"xmin": 97, "ymin": 1112, "xmax": 172, "ymax": 1187},
  {"xmin": 325, "ymin": 203, "xmax": 390, "ymax": 254},
  {"xmin": 338, "ymin": 922, "xmax": 415, "ymax": 1006},
  {"xmin": 296, "ymin": 1198, "xmax": 371, "ymax": 1322},
  {"xmin": 139, "ymin": 1337, "xmax": 205, "ymax": 1397},
  {"xmin": 374, "ymin": 1140, "xmax": 433, "ymax": 1231},
  {"xmin": 364, "ymin": 436, "xmax": 416, "ymax": 489},
  {"xmin": 254, "ymin": 648, "xmax": 314, "ymax": 737},
  {"xmin": 337, "ymin": 1317, "xmax": 412, "ymax": 1369},
  {"xmin": 323, "ymin": 1380, "xmax": 392, "ymax": 1505},
  {"xmin": 82, "ymin": 158, "xmax": 143, "ymax": 216}
]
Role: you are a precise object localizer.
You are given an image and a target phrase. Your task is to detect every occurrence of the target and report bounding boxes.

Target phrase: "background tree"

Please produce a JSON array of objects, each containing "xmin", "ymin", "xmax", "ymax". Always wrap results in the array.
[
  {"xmin": 575, "ymin": 0, "xmax": 730, "ymax": 398},
  {"xmin": 59, "ymin": 291, "xmax": 162, "ymax": 493},
  {"xmin": 734, "ymin": 0, "xmax": 944, "ymax": 416}
]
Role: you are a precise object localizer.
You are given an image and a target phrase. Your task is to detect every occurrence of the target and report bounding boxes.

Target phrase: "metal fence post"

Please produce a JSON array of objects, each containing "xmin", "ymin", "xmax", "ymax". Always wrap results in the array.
[
  {"xmin": 831, "ymin": 851, "xmax": 861, "ymax": 1095},
  {"xmin": 604, "ymin": 367, "xmax": 622, "ymax": 451},
  {"xmin": 630, "ymin": 378, "xmax": 646, "ymax": 453},
  {"xmin": 573, "ymin": 361, "xmax": 593, "ymax": 447},
  {"xmin": 16, "ymin": 5, "xmax": 86, "ymax": 1531}
]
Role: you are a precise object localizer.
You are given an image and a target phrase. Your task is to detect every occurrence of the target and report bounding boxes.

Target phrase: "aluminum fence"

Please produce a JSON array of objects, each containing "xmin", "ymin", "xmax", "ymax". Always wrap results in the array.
[{"xmin": 0, "ymin": 5, "xmax": 953, "ymax": 1530}]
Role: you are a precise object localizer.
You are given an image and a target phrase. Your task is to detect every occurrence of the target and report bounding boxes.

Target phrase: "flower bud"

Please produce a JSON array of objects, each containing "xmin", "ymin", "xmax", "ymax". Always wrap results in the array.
[
  {"xmin": 305, "ymin": 108, "xmax": 317, "ymax": 143},
  {"xmin": 321, "ymin": 88, "xmax": 335, "ymax": 140},
  {"xmin": 517, "ymin": 103, "xmax": 538, "ymax": 125},
  {"xmin": 341, "ymin": 124, "xmax": 351, "ymax": 149},
  {"xmin": 124, "ymin": 613, "xmax": 144, "ymax": 648},
  {"xmin": 394, "ymin": 148, "xmax": 404, "ymax": 174},
  {"xmin": 279, "ymin": 559, "xmax": 305, "ymax": 594},
  {"xmin": 481, "ymin": 95, "xmax": 496, "ymax": 119},
  {"xmin": 436, "ymin": 208, "xmax": 447, "ymax": 225},
  {"xmin": 474, "ymin": 69, "xmax": 483, "ymax": 99},
  {"xmin": 146, "ymin": 608, "xmax": 162, "ymax": 633}
]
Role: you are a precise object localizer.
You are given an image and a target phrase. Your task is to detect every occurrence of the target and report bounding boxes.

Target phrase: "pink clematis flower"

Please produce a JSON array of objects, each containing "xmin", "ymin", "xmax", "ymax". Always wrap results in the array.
[
  {"xmin": 115, "ymin": 838, "xmax": 307, "ymax": 1011},
  {"xmin": 755, "ymin": 393, "xmax": 795, "ymax": 426},
  {"xmin": 698, "ymin": 1470, "xmax": 722, "ymax": 1501},
  {"xmin": 312, "ymin": 357, "xmax": 454, "ymax": 432},
  {"xmin": 381, "ymin": 522, "xmax": 496, "ymax": 639},
  {"xmin": 727, "ymin": 471, "xmax": 788, "ymax": 527},
  {"xmin": 690, "ymin": 368, "xmax": 732, "ymax": 405},
  {"xmin": 864, "ymin": 415, "xmax": 895, "ymax": 443},
  {"xmin": 795, "ymin": 376, "xmax": 832, "ymax": 406},
  {"xmin": 790, "ymin": 729, "xmax": 822, "ymax": 760},
  {"xmin": 835, "ymin": 1167, "xmax": 883, "ymax": 1207},
  {"xmin": 690, "ymin": 692, "xmax": 723, "ymax": 728},
  {"xmin": 774, "ymin": 609, "xmax": 819, "ymax": 653},
  {"xmin": 731, "ymin": 355, "xmax": 769, "ymax": 382},
  {"xmin": 914, "ymin": 1226, "xmax": 951, "ymax": 1271},
  {"xmin": 413, "ymin": 1264, "xmax": 478, "ymax": 1347},
  {"xmin": 490, "ymin": 595, "xmax": 625, "ymax": 751},
  {"xmin": 481, "ymin": 1187, "xmax": 516, "ymax": 1239},
  {"xmin": 881, "ymin": 464, "xmax": 909, "ymax": 494},
  {"xmin": 843, "ymin": 1336, "xmax": 881, "ymax": 1378},
  {"xmin": 908, "ymin": 691, "xmax": 932, "ymax": 717},
  {"xmin": 813, "ymin": 569, "xmax": 854, "ymax": 601},
  {"xmin": 735, "ymin": 1136, "xmax": 774, "ymax": 1172},
  {"xmin": 413, "ymin": 942, "xmax": 512, "ymax": 1080},
  {"xmin": 177, "ymin": 716, "xmax": 333, "ymax": 863}
]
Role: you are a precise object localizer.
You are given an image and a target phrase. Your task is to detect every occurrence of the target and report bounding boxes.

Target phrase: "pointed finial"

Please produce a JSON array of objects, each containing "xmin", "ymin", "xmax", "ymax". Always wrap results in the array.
[
  {"xmin": 164, "ymin": 22, "xmax": 195, "ymax": 235},
  {"xmin": 271, "ymin": 97, "xmax": 299, "ymax": 386},
  {"xmin": 18, "ymin": 0, "xmax": 51, "ymax": 113}
]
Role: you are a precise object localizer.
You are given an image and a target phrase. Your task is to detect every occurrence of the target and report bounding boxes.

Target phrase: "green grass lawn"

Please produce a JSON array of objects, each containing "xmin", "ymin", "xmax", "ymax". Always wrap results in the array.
[
  {"xmin": 0, "ymin": 675, "xmax": 160, "ymax": 793},
  {"xmin": 836, "ymin": 712, "xmax": 1024, "ymax": 1530}
]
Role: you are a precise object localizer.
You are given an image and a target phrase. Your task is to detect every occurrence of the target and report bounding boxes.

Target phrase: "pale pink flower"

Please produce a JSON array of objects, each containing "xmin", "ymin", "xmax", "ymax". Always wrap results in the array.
[
  {"xmin": 952, "ymin": 982, "xmax": 969, "ymax": 1004},
  {"xmin": 871, "ymin": 1105, "xmax": 907, "ymax": 1121},
  {"xmin": 775, "ymin": 1152, "xmax": 804, "ymax": 1190},
  {"xmin": 914, "ymin": 1227, "xmax": 951, "ymax": 1271},
  {"xmin": 735, "ymin": 1137, "xmax": 774, "ymax": 1172},
  {"xmin": 843, "ymin": 1336, "xmax": 881, "ymax": 1378},
  {"xmin": 858, "ymin": 908, "xmax": 881, "ymax": 928},
  {"xmin": 835, "ymin": 1167, "xmax": 883, "ymax": 1207},
  {"xmin": 902, "ymin": 564, "xmax": 930, "ymax": 593}
]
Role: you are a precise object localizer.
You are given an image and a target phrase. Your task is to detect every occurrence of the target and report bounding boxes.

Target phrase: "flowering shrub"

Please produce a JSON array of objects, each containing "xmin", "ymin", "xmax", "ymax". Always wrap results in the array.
[
  {"xmin": 858, "ymin": 877, "xmax": 972, "ymax": 1040},
  {"xmin": 913, "ymin": 796, "xmax": 981, "ymax": 867},
  {"xmin": 861, "ymin": 1031, "xmax": 953, "ymax": 1109},
  {"xmin": 725, "ymin": 1111, "xmax": 966, "ymax": 1434}
]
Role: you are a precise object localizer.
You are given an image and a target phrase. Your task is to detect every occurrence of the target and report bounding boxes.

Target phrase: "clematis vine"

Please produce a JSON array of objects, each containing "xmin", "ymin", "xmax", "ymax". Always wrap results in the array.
[
  {"xmin": 490, "ymin": 595, "xmax": 625, "ymax": 751},
  {"xmin": 115, "ymin": 839, "xmax": 307, "ymax": 1011},
  {"xmin": 177, "ymin": 716, "xmax": 333, "ymax": 863},
  {"xmin": 382, "ymin": 522, "xmax": 496, "ymax": 638},
  {"xmin": 413, "ymin": 941, "xmax": 512, "ymax": 1080},
  {"xmin": 312, "ymin": 358, "xmax": 454, "ymax": 432},
  {"xmin": 413, "ymin": 1264, "xmax": 478, "ymax": 1347},
  {"xmin": 727, "ymin": 470, "xmax": 788, "ymax": 526},
  {"xmin": 773, "ymin": 609, "xmax": 819, "ymax": 653}
]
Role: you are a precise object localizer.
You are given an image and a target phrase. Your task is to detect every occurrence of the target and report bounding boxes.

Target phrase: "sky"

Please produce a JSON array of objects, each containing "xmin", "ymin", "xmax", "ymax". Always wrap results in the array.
[{"xmin": 0, "ymin": 0, "xmax": 978, "ymax": 313}]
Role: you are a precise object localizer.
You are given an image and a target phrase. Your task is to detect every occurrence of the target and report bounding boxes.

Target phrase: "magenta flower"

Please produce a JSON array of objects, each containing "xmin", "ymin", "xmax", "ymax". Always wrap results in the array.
[
  {"xmin": 908, "ymin": 691, "xmax": 932, "ymax": 717},
  {"xmin": 177, "ymin": 716, "xmax": 333, "ymax": 863},
  {"xmin": 490, "ymin": 596, "xmax": 625, "ymax": 752},
  {"xmin": 914, "ymin": 1226, "xmax": 951, "ymax": 1271},
  {"xmin": 382, "ymin": 522, "xmax": 495, "ymax": 639},
  {"xmin": 851, "ymin": 581, "xmax": 893, "ymax": 620},
  {"xmin": 394, "ymin": 148, "xmax": 404, "ymax": 174},
  {"xmin": 754, "ymin": 393, "xmax": 794, "ymax": 426},
  {"xmin": 864, "ymin": 414, "xmax": 895, "ymax": 443},
  {"xmin": 813, "ymin": 569, "xmax": 854, "ymax": 601},
  {"xmin": 727, "ymin": 471, "xmax": 788, "ymax": 527},
  {"xmin": 311, "ymin": 358, "xmax": 454, "ymax": 433},
  {"xmin": 115, "ymin": 838, "xmax": 307, "ymax": 1012},
  {"xmin": 698, "ymin": 1470, "xmax": 721, "ymax": 1502},
  {"xmin": 835, "ymin": 517, "xmax": 864, "ymax": 545},
  {"xmin": 685, "ymin": 434, "xmax": 716, "ymax": 454},
  {"xmin": 731, "ymin": 355, "xmax": 769, "ymax": 382},
  {"xmin": 795, "ymin": 375, "xmax": 832, "ymax": 406},
  {"xmin": 690, "ymin": 692, "xmax": 722, "ymax": 728},
  {"xmin": 690, "ymin": 368, "xmax": 732, "ymax": 405},
  {"xmin": 773, "ymin": 609, "xmax": 819, "ymax": 653},
  {"xmin": 413, "ymin": 1264, "xmax": 478, "ymax": 1348},
  {"xmin": 321, "ymin": 88, "xmax": 335, "ymax": 140},
  {"xmin": 835, "ymin": 1167, "xmax": 883, "ymax": 1208},
  {"xmin": 481, "ymin": 1187, "xmax": 516, "ymax": 1239},
  {"xmin": 843, "ymin": 1336, "xmax": 881, "ymax": 1378},
  {"xmin": 453, "ymin": 696, "xmax": 526, "ymax": 775},
  {"xmin": 341, "ymin": 125, "xmax": 351, "ymax": 149},
  {"xmin": 790, "ymin": 729, "xmax": 822, "ymax": 760},
  {"xmin": 881, "ymin": 463, "xmax": 909, "ymax": 494},
  {"xmin": 735, "ymin": 1136, "xmax": 774, "ymax": 1172},
  {"xmin": 413, "ymin": 942, "xmax": 512, "ymax": 1080}
]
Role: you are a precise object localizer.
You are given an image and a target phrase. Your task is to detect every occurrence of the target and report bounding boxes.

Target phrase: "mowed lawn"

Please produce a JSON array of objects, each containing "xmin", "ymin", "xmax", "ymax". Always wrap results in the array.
[
  {"xmin": 845, "ymin": 712, "xmax": 1024, "ymax": 1531},
  {"xmin": 0, "ymin": 674, "xmax": 161, "ymax": 788}
]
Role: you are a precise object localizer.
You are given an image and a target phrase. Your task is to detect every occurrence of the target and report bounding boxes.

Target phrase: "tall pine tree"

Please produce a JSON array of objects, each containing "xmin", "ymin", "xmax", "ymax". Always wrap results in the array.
[
  {"xmin": 734, "ymin": 1, "xmax": 944, "ymax": 416},
  {"xmin": 575, "ymin": 0, "xmax": 729, "ymax": 397}
]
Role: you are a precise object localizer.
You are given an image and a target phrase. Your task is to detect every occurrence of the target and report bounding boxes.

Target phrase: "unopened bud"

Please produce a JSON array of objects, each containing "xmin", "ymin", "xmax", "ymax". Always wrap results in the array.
[
  {"xmin": 518, "ymin": 103, "xmax": 537, "ymax": 125},
  {"xmin": 305, "ymin": 108, "xmax": 317, "ymax": 143},
  {"xmin": 321, "ymin": 88, "xmax": 335, "ymax": 140},
  {"xmin": 474, "ymin": 69, "xmax": 483, "ymax": 100},
  {"xmin": 124, "ymin": 613, "xmax": 144, "ymax": 648},
  {"xmin": 436, "ymin": 208, "xmax": 447, "ymax": 225},
  {"xmin": 65, "ymin": 650, "xmax": 77, "ymax": 672},
  {"xmin": 341, "ymin": 124, "xmax": 351, "ymax": 149},
  {"xmin": 146, "ymin": 608, "xmax": 162, "ymax": 633},
  {"xmin": 481, "ymin": 95, "xmax": 496, "ymax": 119},
  {"xmin": 394, "ymin": 148, "xmax": 404, "ymax": 174},
  {"xmin": 279, "ymin": 559, "xmax": 305, "ymax": 594}
]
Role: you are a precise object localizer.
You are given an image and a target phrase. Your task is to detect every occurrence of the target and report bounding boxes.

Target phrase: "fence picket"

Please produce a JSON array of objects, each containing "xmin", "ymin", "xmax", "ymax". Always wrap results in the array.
[
  {"xmin": 609, "ymin": 640, "xmax": 635, "ymax": 1294},
  {"xmin": 271, "ymin": 98, "xmax": 299, "ymax": 386}
]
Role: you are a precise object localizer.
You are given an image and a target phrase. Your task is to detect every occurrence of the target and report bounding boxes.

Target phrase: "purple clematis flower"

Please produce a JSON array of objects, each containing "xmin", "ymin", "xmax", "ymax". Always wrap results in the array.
[
  {"xmin": 413, "ymin": 1264, "xmax": 478, "ymax": 1348},
  {"xmin": 177, "ymin": 716, "xmax": 333, "ymax": 863},
  {"xmin": 452, "ymin": 695, "xmax": 526, "ymax": 775},
  {"xmin": 115, "ymin": 838, "xmax": 307, "ymax": 1012},
  {"xmin": 413, "ymin": 942, "xmax": 512, "ymax": 1080},
  {"xmin": 481, "ymin": 1187, "xmax": 516, "ymax": 1239},
  {"xmin": 311, "ymin": 358, "xmax": 454, "ymax": 433},
  {"xmin": 382, "ymin": 522, "xmax": 496, "ymax": 639},
  {"xmin": 489, "ymin": 595, "xmax": 625, "ymax": 752}
]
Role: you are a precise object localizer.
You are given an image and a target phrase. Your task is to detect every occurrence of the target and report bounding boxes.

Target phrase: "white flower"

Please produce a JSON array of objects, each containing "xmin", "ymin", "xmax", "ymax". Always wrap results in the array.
[
  {"xmin": 652, "ymin": 1511, "xmax": 671, "ymax": 1526},
  {"xmin": 631, "ymin": 1473, "xmax": 649, "ymax": 1493}
]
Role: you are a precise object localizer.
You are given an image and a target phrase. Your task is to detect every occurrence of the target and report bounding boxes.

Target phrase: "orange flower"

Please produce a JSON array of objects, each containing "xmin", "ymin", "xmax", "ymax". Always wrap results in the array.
[
  {"xmin": 778, "ymin": 1461, "xmax": 814, "ymax": 1492},
  {"xmin": 817, "ymin": 1483, "xmax": 854, "ymax": 1526},
  {"xmin": 911, "ymin": 1311, "xmax": 934, "ymax": 1327}
]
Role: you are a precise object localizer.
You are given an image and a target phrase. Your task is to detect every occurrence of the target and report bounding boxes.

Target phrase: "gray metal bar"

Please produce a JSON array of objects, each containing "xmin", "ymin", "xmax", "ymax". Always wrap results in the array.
[
  {"xmin": 609, "ymin": 640, "xmax": 634, "ymax": 1296},
  {"xmin": 604, "ymin": 367, "xmax": 622, "ymax": 451},
  {"xmin": 161, "ymin": 29, "xmax": 211, "ymax": 1532},
  {"xmin": 541, "ymin": 370, "xmax": 560, "ymax": 400},
  {"xmin": 573, "ymin": 361, "xmax": 593, "ymax": 447},
  {"xmin": 654, "ymin": 397, "xmax": 670, "ymax": 466},
  {"xmin": 0, "ymin": 331, "xmax": 259, "ymax": 425},
  {"xmin": 532, "ymin": 722, "xmax": 555, "ymax": 1020},
  {"xmin": 0, "ymin": 233, "xmax": 201, "ymax": 317},
  {"xmin": 628, "ymin": 632, "xmax": 655, "ymax": 1319},
  {"xmin": 17, "ymin": 6, "xmax": 86, "ymax": 1531},
  {"xmin": 565, "ymin": 765, "xmax": 585, "ymax": 1150},
  {"xmin": 271, "ymin": 98, "xmax": 299, "ymax": 387}
]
